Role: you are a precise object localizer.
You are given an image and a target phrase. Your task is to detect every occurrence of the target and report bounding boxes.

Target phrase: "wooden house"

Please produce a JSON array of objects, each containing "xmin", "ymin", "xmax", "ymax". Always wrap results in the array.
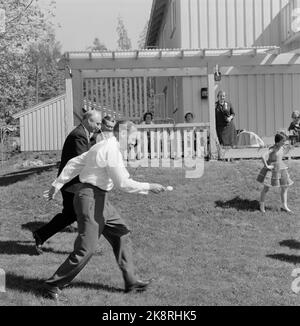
[
  {"xmin": 12, "ymin": 0, "xmax": 300, "ymax": 159},
  {"xmin": 146, "ymin": 0, "xmax": 300, "ymax": 142}
]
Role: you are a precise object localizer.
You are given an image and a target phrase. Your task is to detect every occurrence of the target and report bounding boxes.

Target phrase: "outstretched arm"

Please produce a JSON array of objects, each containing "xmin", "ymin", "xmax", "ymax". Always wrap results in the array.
[
  {"xmin": 44, "ymin": 151, "xmax": 89, "ymax": 200},
  {"xmin": 105, "ymin": 144, "xmax": 165, "ymax": 194}
]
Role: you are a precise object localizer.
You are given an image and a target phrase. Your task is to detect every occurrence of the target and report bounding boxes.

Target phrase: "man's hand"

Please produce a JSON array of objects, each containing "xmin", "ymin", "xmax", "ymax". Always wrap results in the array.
[
  {"xmin": 43, "ymin": 186, "xmax": 59, "ymax": 201},
  {"xmin": 149, "ymin": 183, "xmax": 166, "ymax": 194}
]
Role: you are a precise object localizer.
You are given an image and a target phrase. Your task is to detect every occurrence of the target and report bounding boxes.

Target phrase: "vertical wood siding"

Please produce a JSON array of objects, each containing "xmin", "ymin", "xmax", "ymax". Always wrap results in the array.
[
  {"xmin": 180, "ymin": 0, "xmax": 290, "ymax": 48},
  {"xmin": 158, "ymin": 0, "xmax": 181, "ymax": 49},
  {"xmin": 19, "ymin": 95, "xmax": 66, "ymax": 151},
  {"xmin": 82, "ymin": 77, "xmax": 149, "ymax": 120},
  {"xmin": 181, "ymin": 73, "xmax": 300, "ymax": 137}
]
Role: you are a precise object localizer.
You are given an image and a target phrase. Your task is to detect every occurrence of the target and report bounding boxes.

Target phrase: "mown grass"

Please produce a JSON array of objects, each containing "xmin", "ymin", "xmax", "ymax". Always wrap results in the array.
[{"xmin": 0, "ymin": 156, "xmax": 300, "ymax": 306}]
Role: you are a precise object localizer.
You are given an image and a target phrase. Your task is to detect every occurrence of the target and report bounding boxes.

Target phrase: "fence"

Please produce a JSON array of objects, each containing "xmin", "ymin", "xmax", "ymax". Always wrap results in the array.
[{"xmin": 123, "ymin": 123, "xmax": 209, "ymax": 161}]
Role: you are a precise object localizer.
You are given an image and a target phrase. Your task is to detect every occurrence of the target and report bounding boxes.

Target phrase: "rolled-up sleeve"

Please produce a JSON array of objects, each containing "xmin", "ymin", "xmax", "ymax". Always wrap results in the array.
[
  {"xmin": 52, "ymin": 152, "xmax": 88, "ymax": 190},
  {"xmin": 105, "ymin": 144, "xmax": 150, "ymax": 194}
]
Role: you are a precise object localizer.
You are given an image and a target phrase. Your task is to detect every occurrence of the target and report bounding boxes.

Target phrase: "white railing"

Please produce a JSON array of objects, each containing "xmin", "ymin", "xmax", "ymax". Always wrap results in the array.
[{"xmin": 125, "ymin": 123, "xmax": 209, "ymax": 160}]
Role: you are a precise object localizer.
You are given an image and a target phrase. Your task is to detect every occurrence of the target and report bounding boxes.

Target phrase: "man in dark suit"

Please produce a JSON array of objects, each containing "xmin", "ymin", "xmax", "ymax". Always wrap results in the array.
[{"xmin": 32, "ymin": 110, "xmax": 102, "ymax": 254}]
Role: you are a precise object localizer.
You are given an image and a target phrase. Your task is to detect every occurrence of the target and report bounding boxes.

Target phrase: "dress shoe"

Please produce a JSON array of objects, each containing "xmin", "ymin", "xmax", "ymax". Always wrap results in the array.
[
  {"xmin": 42, "ymin": 286, "xmax": 68, "ymax": 302},
  {"xmin": 32, "ymin": 231, "xmax": 43, "ymax": 255},
  {"xmin": 63, "ymin": 224, "xmax": 77, "ymax": 233},
  {"xmin": 42, "ymin": 286, "xmax": 60, "ymax": 300},
  {"xmin": 125, "ymin": 279, "xmax": 153, "ymax": 293}
]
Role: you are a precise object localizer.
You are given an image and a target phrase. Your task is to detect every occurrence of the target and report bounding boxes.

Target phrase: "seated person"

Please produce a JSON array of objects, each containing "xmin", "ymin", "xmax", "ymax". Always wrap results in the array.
[
  {"xmin": 288, "ymin": 110, "xmax": 300, "ymax": 143},
  {"xmin": 141, "ymin": 112, "xmax": 154, "ymax": 125},
  {"xmin": 183, "ymin": 112, "xmax": 197, "ymax": 155},
  {"xmin": 140, "ymin": 112, "xmax": 154, "ymax": 155},
  {"xmin": 184, "ymin": 112, "xmax": 194, "ymax": 123}
]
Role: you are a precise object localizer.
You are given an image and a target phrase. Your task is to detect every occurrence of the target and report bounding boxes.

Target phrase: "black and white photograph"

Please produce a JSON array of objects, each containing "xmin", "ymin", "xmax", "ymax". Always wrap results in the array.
[{"xmin": 1, "ymin": 0, "xmax": 300, "ymax": 309}]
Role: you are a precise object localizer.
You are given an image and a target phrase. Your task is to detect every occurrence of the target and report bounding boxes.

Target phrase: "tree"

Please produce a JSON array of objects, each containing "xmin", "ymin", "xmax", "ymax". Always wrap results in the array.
[
  {"xmin": 27, "ymin": 30, "xmax": 65, "ymax": 104},
  {"xmin": 87, "ymin": 37, "xmax": 107, "ymax": 51},
  {"xmin": 137, "ymin": 20, "xmax": 149, "ymax": 49},
  {"xmin": 116, "ymin": 16, "xmax": 132, "ymax": 50},
  {"xmin": 0, "ymin": 0, "xmax": 63, "ymax": 114},
  {"xmin": 0, "ymin": 0, "xmax": 56, "ymax": 53}
]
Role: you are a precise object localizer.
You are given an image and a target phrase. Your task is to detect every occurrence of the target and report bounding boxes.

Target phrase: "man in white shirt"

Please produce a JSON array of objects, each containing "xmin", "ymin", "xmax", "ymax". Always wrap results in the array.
[{"xmin": 43, "ymin": 119, "xmax": 165, "ymax": 300}]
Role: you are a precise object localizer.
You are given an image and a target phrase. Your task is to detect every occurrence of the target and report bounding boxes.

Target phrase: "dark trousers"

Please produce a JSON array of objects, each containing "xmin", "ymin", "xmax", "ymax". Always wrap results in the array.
[
  {"xmin": 45, "ymin": 184, "xmax": 137, "ymax": 289},
  {"xmin": 35, "ymin": 190, "xmax": 76, "ymax": 244}
]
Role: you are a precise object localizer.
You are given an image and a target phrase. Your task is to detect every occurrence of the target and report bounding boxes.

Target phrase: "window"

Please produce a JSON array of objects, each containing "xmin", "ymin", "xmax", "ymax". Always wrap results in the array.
[{"xmin": 170, "ymin": 0, "xmax": 176, "ymax": 37}]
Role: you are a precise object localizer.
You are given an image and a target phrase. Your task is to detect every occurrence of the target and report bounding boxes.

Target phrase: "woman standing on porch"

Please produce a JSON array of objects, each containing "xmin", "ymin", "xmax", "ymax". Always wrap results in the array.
[{"xmin": 215, "ymin": 90, "xmax": 237, "ymax": 146}]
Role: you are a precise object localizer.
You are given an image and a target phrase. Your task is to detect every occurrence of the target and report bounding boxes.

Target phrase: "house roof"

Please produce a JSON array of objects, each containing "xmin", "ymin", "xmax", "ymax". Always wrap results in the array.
[
  {"xmin": 57, "ymin": 46, "xmax": 300, "ymax": 78},
  {"xmin": 63, "ymin": 47, "xmax": 280, "ymax": 61},
  {"xmin": 12, "ymin": 94, "xmax": 66, "ymax": 119},
  {"xmin": 145, "ymin": 0, "xmax": 169, "ymax": 48}
]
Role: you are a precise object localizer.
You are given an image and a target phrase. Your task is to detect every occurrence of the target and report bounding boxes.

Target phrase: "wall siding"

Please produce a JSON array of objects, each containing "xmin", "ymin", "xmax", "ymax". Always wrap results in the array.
[
  {"xmin": 158, "ymin": 0, "xmax": 181, "ymax": 49},
  {"xmin": 180, "ymin": 0, "xmax": 290, "ymax": 48},
  {"xmin": 181, "ymin": 73, "xmax": 299, "ymax": 137},
  {"xmin": 19, "ymin": 96, "xmax": 66, "ymax": 151}
]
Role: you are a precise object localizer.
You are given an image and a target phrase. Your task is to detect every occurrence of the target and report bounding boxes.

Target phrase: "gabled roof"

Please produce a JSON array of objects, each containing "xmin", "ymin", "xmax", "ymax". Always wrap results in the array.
[
  {"xmin": 145, "ymin": 0, "xmax": 169, "ymax": 48},
  {"xmin": 12, "ymin": 94, "xmax": 66, "ymax": 119}
]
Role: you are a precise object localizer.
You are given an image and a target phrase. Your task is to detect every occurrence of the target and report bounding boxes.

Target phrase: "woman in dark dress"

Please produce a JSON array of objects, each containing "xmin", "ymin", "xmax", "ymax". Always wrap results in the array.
[
  {"xmin": 215, "ymin": 90, "xmax": 237, "ymax": 146},
  {"xmin": 288, "ymin": 110, "xmax": 300, "ymax": 144}
]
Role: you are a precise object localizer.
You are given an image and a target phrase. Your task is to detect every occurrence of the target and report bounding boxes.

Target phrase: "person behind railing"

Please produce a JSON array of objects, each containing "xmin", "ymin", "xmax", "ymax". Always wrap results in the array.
[
  {"xmin": 215, "ymin": 90, "xmax": 237, "ymax": 146},
  {"xmin": 288, "ymin": 110, "xmax": 300, "ymax": 144},
  {"xmin": 141, "ymin": 112, "xmax": 154, "ymax": 125},
  {"xmin": 184, "ymin": 112, "xmax": 194, "ymax": 123},
  {"xmin": 141, "ymin": 112, "xmax": 154, "ymax": 155},
  {"xmin": 184, "ymin": 112, "xmax": 197, "ymax": 155}
]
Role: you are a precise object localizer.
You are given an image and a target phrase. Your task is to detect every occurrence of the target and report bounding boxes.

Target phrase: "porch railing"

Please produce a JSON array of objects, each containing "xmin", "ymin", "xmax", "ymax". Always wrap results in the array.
[{"xmin": 125, "ymin": 123, "xmax": 210, "ymax": 161}]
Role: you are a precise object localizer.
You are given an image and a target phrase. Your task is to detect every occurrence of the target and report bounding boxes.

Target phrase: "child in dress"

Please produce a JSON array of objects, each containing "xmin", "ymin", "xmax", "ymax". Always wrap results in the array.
[{"xmin": 257, "ymin": 133, "xmax": 294, "ymax": 213}]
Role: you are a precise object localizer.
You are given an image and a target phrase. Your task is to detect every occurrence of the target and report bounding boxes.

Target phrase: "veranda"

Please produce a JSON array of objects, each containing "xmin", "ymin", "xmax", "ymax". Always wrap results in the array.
[{"xmin": 14, "ymin": 47, "xmax": 300, "ymax": 160}]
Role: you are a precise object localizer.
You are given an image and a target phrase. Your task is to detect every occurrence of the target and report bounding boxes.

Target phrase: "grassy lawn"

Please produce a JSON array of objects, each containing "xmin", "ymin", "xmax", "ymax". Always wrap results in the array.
[{"xmin": 0, "ymin": 154, "xmax": 300, "ymax": 306}]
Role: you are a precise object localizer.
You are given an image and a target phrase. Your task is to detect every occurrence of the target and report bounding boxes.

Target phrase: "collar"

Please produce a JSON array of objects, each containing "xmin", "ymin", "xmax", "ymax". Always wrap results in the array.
[
  {"xmin": 81, "ymin": 123, "xmax": 91, "ymax": 141},
  {"xmin": 96, "ymin": 131, "xmax": 114, "ymax": 142}
]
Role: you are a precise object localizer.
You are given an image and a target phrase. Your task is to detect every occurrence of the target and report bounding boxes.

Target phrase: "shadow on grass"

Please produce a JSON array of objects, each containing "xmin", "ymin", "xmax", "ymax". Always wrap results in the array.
[
  {"xmin": 266, "ymin": 253, "xmax": 300, "ymax": 264},
  {"xmin": 279, "ymin": 240, "xmax": 300, "ymax": 250},
  {"xmin": 5, "ymin": 272, "xmax": 124, "ymax": 298},
  {"xmin": 0, "ymin": 240, "xmax": 72, "ymax": 255},
  {"xmin": 0, "ymin": 164, "xmax": 58, "ymax": 187},
  {"xmin": 21, "ymin": 221, "xmax": 78, "ymax": 234},
  {"xmin": 67, "ymin": 281, "xmax": 124, "ymax": 293},
  {"xmin": 5, "ymin": 272, "xmax": 44, "ymax": 297},
  {"xmin": 215, "ymin": 196, "xmax": 260, "ymax": 211},
  {"xmin": 21, "ymin": 221, "xmax": 47, "ymax": 232}
]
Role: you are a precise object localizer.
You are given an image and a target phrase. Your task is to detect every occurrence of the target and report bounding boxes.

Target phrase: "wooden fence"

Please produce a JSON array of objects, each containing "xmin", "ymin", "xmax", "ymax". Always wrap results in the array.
[{"xmin": 123, "ymin": 123, "xmax": 209, "ymax": 161}]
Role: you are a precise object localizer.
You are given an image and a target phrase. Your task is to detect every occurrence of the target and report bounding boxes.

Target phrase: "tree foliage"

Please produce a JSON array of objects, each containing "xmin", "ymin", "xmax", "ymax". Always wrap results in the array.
[
  {"xmin": 0, "ymin": 0, "xmax": 64, "ymax": 119},
  {"xmin": 116, "ymin": 16, "xmax": 132, "ymax": 50},
  {"xmin": 87, "ymin": 37, "xmax": 107, "ymax": 51},
  {"xmin": 26, "ymin": 32, "xmax": 64, "ymax": 104}
]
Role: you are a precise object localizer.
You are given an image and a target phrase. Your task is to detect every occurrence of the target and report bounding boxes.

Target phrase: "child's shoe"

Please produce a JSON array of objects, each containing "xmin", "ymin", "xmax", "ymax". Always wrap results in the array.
[
  {"xmin": 281, "ymin": 206, "xmax": 293, "ymax": 214},
  {"xmin": 259, "ymin": 202, "xmax": 266, "ymax": 213}
]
